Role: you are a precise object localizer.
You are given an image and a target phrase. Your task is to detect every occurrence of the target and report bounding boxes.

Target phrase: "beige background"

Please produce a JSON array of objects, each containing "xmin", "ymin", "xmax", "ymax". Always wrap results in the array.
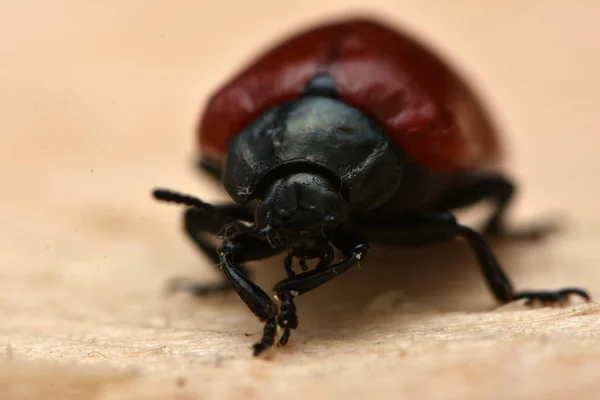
[{"xmin": 2, "ymin": 1, "xmax": 600, "ymax": 399}]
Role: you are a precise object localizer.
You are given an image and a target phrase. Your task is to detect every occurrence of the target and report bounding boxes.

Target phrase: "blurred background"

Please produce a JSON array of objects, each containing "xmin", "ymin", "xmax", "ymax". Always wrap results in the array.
[{"xmin": 1, "ymin": 1, "xmax": 600, "ymax": 398}]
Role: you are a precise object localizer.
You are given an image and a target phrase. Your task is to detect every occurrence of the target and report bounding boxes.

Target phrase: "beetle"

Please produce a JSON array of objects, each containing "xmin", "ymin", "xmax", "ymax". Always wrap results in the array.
[{"xmin": 152, "ymin": 17, "xmax": 590, "ymax": 356}]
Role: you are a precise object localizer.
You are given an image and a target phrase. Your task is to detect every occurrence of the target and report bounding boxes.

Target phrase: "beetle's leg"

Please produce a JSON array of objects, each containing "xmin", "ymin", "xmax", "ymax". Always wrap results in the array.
[
  {"xmin": 275, "ymin": 291, "xmax": 297, "ymax": 346},
  {"xmin": 166, "ymin": 205, "xmax": 259, "ymax": 296},
  {"xmin": 275, "ymin": 242, "xmax": 333, "ymax": 345},
  {"xmin": 218, "ymin": 234, "xmax": 287, "ymax": 355},
  {"xmin": 360, "ymin": 212, "xmax": 590, "ymax": 305},
  {"xmin": 280, "ymin": 254, "xmax": 299, "ymax": 346},
  {"xmin": 272, "ymin": 254, "xmax": 300, "ymax": 347},
  {"xmin": 456, "ymin": 225, "xmax": 590, "ymax": 305},
  {"xmin": 261, "ymin": 232, "xmax": 365, "ymax": 348},
  {"xmin": 273, "ymin": 230, "xmax": 368, "ymax": 297},
  {"xmin": 153, "ymin": 189, "xmax": 260, "ymax": 296},
  {"xmin": 153, "ymin": 189, "xmax": 291, "ymax": 354},
  {"xmin": 170, "ymin": 205, "xmax": 265, "ymax": 295},
  {"xmin": 426, "ymin": 174, "xmax": 557, "ymax": 240}
]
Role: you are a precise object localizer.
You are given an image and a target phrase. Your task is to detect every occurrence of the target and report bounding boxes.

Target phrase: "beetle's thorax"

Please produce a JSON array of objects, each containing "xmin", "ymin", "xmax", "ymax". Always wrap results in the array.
[
  {"xmin": 223, "ymin": 96, "xmax": 405, "ymax": 214},
  {"xmin": 254, "ymin": 172, "xmax": 347, "ymax": 250}
]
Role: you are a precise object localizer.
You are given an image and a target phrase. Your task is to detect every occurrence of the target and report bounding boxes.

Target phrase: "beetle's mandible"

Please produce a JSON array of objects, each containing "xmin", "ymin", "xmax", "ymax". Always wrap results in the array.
[{"xmin": 152, "ymin": 17, "xmax": 590, "ymax": 356}]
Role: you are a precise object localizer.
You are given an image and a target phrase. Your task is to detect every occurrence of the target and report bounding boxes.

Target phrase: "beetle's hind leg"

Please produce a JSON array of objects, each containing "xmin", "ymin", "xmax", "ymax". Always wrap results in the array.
[{"xmin": 427, "ymin": 173, "xmax": 558, "ymax": 240}]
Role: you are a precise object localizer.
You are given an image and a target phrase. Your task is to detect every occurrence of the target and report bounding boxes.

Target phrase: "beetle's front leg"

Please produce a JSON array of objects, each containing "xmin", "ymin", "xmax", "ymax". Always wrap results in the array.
[
  {"xmin": 217, "ymin": 234, "xmax": 286, "ymax": 355},
  {"xmin": 270, "ymin": 254, "xmax": 300, "ymax": 347},
  {"xmin": 266, "ymin": 234, "xmax": 364, "ymax": 348},
  {"xmin": 268, "ymin": 239, "xmax": 366, "ymax": 347},
  {"xmin": 274, "ymin": 290, "xmax": 297, "ymax": 346},
  {"xmin": 276, "ymin": 243, "xmax": 334, "ymax": 344},
  {"xmin": 273, "ymin": 230, "xmax": 368, "ymax": 298}
]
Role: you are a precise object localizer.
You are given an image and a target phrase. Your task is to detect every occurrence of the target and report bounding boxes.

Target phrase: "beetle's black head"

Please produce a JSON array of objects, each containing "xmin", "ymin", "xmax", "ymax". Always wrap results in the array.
[{"xmin": 254, "ymin": 172, "xmax": 348, "ymax": 251}]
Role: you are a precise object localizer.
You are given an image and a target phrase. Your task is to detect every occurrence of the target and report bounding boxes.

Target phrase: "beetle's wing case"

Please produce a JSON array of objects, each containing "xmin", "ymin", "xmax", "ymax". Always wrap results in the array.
[{"xmin": 197, "ymin": 17, "xmax": 501, "ymax": 176}]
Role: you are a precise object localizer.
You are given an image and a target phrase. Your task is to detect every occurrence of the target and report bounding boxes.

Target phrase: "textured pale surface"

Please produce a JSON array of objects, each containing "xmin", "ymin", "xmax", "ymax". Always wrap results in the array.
[{"xmin": 2, "ymin": 1, "xmax": 600, "ymax": 399}]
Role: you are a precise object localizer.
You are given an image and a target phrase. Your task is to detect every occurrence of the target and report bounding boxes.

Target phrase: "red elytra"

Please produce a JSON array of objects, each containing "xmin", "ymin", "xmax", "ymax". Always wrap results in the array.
[{"xmin": 197, "ymin": 18, "xmax": 501, "ymax": 172}]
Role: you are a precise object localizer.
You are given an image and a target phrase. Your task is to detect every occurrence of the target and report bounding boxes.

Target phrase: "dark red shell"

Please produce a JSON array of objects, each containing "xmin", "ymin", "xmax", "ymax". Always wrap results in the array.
[{"xmin": 197, "ymin": 18, "xmax": 501, "ymax": 172}]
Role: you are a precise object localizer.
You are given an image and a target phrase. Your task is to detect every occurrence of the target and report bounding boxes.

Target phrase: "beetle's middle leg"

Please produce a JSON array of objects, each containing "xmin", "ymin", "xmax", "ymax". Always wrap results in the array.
[
  {"xmin": 425, "ymin": 173, "xmax": 558, "ymax": 240},
  {"xmin": 358, "ymin": 211, "xmax": 590, "ymax": 306}
]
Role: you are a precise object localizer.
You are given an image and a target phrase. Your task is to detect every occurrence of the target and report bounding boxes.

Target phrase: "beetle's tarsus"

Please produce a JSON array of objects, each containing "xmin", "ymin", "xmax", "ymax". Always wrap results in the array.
[
  {"xmin": 277, "ymin": 291, "xmax": 299, "ymax": 331},
  {"xmin": 253, "ymin": 291, "xmax": 298, "ymax": 354},
  {"xmin": 253, "ymin": 318, "xmax": 278, "ymax": 356},
  {"xmin": 512, "ymin": 288, "xmax": 591, "ymax": 306}
]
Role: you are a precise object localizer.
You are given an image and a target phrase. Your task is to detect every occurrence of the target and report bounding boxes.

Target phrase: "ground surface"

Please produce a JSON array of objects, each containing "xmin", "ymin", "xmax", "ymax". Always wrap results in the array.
[{"xmin": 2, "ymin": 1, "xmax": 600, "ymax": 399}]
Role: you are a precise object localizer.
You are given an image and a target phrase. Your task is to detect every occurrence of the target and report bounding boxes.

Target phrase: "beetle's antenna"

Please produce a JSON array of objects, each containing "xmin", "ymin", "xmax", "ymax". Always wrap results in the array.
[{"xmin": 152, "ymin": 188, "xmax": 222, "ymax": 215}]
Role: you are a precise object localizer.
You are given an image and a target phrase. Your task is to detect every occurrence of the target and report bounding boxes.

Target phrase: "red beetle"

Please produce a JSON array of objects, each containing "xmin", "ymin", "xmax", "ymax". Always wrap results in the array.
[{"xmin": 153, "ymin": 17, "xmax": 590, "ymax": 355}]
